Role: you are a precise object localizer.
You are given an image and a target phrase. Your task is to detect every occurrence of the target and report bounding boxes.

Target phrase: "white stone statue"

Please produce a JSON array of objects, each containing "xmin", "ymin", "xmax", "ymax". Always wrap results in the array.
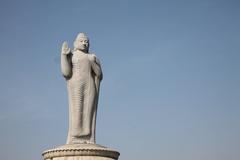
[
  {"xmin": 61, "ymin": 33, "xmax": 103, "ymax": 144},
  {"xmin": 42, "ymin": 33, "xmax": 119, "ymax": 160}
]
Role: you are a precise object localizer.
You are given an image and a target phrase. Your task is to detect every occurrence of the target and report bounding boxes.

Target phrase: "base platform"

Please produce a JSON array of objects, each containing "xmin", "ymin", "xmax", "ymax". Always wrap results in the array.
[{"xmin": 42, "ymin": 144, "xmax": 120, "ymax": 160}]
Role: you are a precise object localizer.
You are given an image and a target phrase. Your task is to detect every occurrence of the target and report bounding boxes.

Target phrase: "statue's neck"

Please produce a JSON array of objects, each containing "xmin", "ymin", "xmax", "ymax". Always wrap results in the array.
[{"xmin": 75, "ymin": 50, "xmax": 88, "ymax": 54}]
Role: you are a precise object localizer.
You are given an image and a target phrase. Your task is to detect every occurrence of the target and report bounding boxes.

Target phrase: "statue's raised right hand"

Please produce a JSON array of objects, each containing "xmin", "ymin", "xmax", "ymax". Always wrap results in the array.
[{"xmin": 61, "ymin": 41, "xmax": 71, "ymax": 55}]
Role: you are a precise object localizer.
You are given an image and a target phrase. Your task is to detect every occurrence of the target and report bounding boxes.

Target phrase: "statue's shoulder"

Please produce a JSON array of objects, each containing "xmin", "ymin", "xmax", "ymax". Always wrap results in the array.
[
  {"xmin": 88, "ymin": 52, "xmax": 96, "ymax": 56},
  {"xmin": 89, "ymin": 53, "xmax": 101, "ymax": 65},
  {"xmin": 88, "ymin": 53, "xmax": 99, "ymax": 59}
]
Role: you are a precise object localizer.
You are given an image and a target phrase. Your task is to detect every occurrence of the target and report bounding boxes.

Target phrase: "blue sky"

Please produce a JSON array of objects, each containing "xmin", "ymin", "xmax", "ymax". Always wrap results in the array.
[{"xmin": 0, "ymin": 0, "xmax": 240, "ymax": 160}]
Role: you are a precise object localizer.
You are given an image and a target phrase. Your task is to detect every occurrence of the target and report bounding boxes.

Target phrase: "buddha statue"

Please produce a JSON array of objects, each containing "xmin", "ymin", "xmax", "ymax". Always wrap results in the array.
[{"xmin": 61, "ymin": 33, "xmax": 103, "ymax": 144}]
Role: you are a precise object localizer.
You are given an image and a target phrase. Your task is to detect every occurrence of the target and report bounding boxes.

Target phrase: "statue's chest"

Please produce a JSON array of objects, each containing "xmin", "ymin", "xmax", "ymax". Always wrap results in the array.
[{"xmin": 72, "ymin": 54, "xmax": 90, "ymax": 65}]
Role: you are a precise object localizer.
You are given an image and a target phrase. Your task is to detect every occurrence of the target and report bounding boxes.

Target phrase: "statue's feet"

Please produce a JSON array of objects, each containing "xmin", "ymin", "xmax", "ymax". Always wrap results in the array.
[
  {"xmin": 67, "ymin": 129, "xmax": 94, "ymax": 144},
  {"xmin": 79, "ymin": 129, "xmax": 91, "ymax": 137}
]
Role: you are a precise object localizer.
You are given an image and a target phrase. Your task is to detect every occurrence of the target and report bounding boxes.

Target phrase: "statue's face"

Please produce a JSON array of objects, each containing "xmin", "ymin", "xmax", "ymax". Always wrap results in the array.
[{"xmin": 74, "ymin": 37, "xmax": 89, "ymax": 52}]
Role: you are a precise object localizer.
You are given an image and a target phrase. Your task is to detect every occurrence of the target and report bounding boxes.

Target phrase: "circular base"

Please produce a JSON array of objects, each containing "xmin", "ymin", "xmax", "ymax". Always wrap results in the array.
[{"xmin": 42, "ymin": 144, "xmax": 120, "ymax": 160}]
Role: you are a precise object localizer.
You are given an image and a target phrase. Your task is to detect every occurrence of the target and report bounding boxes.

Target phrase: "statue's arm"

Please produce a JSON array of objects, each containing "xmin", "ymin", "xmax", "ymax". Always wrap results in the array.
[
  {"xmin": 91, "ymin": 54, "xmax": 103, "ymax": 81},
  {"xmin": 61, "ymin": 41, "xmax": 72, "ymax": 79}
]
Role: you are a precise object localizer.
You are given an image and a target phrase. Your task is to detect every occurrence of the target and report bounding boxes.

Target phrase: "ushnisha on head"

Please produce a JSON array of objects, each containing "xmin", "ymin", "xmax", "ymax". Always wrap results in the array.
[{"xmin": 74, "ymin": 33, "xmax": 89, "ymax": 53}]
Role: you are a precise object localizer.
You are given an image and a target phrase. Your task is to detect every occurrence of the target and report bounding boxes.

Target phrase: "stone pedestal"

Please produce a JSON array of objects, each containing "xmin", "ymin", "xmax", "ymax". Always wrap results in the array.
[{"xmin": 42, "ymin": 144, "xmax": 120, "ymax": 160}]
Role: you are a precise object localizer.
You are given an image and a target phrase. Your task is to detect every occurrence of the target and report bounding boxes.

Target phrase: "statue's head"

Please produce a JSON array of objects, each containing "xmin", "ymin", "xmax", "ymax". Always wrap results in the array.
[{"xmin": 74, "ymin": 33, "xmax": 89, "ymax": 52}]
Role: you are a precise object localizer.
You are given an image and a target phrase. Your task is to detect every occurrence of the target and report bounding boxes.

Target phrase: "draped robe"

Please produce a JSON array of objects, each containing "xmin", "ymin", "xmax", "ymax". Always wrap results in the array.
[{"xmin": 61, "ymin": 50, "xmax": 102, "ymax": 144}]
